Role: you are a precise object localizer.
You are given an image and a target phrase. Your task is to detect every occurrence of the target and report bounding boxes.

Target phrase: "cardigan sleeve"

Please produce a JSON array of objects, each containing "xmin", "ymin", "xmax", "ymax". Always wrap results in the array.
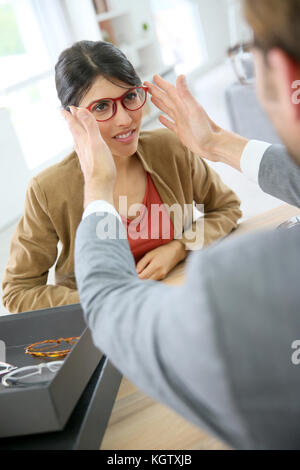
[
  {"xmin": 2, "ymin": 177, "xmax": 80, "ymax": 313},
  {"xmin": 180, "ymin": 151, "xmax": 242, "ymax": 250}
]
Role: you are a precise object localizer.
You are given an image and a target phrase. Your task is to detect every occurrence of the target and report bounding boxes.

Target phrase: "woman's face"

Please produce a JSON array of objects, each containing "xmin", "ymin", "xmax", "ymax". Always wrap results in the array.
[{"xmin": 79, "ymin": 76, "xmax": 143, "ymax": 158}]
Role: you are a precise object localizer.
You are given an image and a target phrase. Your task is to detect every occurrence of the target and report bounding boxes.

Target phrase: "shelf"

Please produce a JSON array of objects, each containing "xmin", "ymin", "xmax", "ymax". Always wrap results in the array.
[
  {"xmin": 96, "ymin": 9, "xmax": 129, "ymax": 22},
  {"xmin": 92, "ymin": 0, "xmax": 168, "ymax": 114}
]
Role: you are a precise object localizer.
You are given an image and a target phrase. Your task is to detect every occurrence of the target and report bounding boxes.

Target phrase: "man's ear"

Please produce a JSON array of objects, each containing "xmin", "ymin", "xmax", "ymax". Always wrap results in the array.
[{"xmin": 267, "ymin": 48, "xmax": 300, "ymax": 120}]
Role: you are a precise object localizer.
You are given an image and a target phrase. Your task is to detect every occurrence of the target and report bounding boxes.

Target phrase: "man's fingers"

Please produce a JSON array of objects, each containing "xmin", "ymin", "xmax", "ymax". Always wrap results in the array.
[
  {"xmin": 153, "ymin": 74, "xmax": 177, "ymax": 97},
  {"xmin": 144, "ymin": 80, "xmax": 164, "ymax": 97},
  {"xmin": 158, "ymin": 115, "xmax": 177, "ymax": 132},
  {"xmin": 176, "ymin": 75, "xmax": 207, "ymax": 118},
  {"xmin": 145, "ymin": 80, "xmax": 175, "ymax": 109},
  {"xmin": 144, "ymin": 80, "xmax": 165, "ymax": 97},
  {"xmin": 150, "ymin": 96, "xmax": 175, "ymax": 120},
  {"xmin": 177, "ymin": 75, "xmax": 191, "ymax": 97},
  {"xmin": 176, "ymin": 75, "xmax": 200, "ymax": 111},
  {"xmin": 150, "ymin": 75, "xmax": 188, "ymax": 119}
]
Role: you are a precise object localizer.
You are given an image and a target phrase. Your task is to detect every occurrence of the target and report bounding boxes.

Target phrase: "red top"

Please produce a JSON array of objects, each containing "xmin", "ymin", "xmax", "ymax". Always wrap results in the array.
[{"xmin": 121, "ymin": 172, "xmax": 175, "ymax": 263}]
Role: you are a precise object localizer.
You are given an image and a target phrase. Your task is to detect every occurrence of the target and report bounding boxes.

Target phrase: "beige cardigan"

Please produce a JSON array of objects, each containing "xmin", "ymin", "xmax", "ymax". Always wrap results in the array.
[{"xmin": 2, "ymin": 128, "xmax": 242, "ymax": 313}]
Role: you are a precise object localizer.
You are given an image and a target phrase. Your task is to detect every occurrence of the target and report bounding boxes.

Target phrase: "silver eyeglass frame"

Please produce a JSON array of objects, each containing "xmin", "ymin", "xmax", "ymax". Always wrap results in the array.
[
  {"xmin": 0, "ymin": 361, "xmax": 17, "ymax": 377},
  {"xmin": 1, "ymin": 361, "xmax": 64, "ymax": 387},
  {"xmin": 227, "ymin": 41, "xmax": 255, "ymax": 86}
]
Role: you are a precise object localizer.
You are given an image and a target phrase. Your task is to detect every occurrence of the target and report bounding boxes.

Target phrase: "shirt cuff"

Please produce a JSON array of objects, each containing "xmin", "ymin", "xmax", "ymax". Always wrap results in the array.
[
  {"xmin": 82, "ymin": 200, "xmax": 123, "ymax": 224},
  {"xmin": 240, "ymin": 140, "xmax": 272, "ymax": 184}
]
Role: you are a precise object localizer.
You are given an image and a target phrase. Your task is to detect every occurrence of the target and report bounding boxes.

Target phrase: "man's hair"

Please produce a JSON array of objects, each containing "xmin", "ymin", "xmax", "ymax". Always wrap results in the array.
[{"xmin": 243, "ymin": 0, "xmax": 300, "ymax": 64}]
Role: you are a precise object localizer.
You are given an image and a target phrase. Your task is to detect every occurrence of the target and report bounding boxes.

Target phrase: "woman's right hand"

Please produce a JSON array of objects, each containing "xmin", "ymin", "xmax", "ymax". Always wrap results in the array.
[
  {"xmin": 62, "ymin": 106, "xmax": 116, "ymax": 209},
  {"xmin": 144, "ymin": 74, "xmax": 221, "ymax": 160}
]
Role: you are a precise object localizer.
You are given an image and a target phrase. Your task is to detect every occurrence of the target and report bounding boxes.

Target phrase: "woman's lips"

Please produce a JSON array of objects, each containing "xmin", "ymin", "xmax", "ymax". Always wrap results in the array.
[{"xmin": 113, "ymin": 129, "xmax": 136, "ymax": 143}]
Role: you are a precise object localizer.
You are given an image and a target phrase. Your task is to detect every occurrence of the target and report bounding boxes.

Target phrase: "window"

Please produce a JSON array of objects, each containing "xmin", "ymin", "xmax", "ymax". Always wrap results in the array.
[
  {"xmin": 0, "ymin": 0, "xmax": 52, "ymax": 90},
  {"xmin": 150, "ymin": 0, "xmax": 207, "ymax": 75},
  {"xmin": 0, "ymin": 0, "xmax": 72, "ymax": 170},
  {"xmin": 2, "ymin": 76, "xmax": 73, "ymax": 170}
]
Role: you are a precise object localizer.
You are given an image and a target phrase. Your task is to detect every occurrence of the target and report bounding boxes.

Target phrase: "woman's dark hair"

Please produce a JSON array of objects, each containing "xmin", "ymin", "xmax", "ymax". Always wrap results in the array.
[{"xmin": 55, "ymin": 40, "xmax": 142, "ymax": 109}]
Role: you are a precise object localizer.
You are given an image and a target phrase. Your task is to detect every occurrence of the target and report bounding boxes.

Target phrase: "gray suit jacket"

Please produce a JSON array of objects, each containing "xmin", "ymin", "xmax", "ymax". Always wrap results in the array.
[{"xmin": 74, "ymin": 145, "xmax": 300, "ymax": 450}]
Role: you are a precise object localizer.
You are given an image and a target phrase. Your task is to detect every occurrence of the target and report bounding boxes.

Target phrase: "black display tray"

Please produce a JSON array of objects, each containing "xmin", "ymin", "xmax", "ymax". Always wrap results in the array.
[
  {"xmin": 0, "ymin": 357, "xmax": 122, "ymax": 450},
  {"xmin": 0, "ymin": 303, "xmax": 102, "ymax": 439}
]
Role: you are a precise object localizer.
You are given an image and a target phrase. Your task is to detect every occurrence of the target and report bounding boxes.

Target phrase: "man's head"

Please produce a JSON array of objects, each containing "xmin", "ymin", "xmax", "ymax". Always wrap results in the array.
[{"xmin": 243, "ymin": 0, "xmax": 300, "ymax": 164}]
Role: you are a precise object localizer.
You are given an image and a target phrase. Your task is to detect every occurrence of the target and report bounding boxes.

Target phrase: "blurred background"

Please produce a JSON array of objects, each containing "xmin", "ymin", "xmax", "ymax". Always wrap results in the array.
[{"xmin": 0, "ymin": 0, "xmax": 284, "ymax": 314}]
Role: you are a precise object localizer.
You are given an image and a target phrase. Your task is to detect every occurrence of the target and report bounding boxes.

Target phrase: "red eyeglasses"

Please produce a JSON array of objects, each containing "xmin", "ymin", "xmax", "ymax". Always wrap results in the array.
[{"xmin": 86, "ymin": 86, "xmax": 148, "ymax": 122}]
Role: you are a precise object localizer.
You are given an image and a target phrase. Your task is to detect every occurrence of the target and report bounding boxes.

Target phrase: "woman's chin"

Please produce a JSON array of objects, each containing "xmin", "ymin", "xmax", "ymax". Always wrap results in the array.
[
  {"xmin": 110, "ymin": 135, "xmax": 140, "ymax": 157},
  {"xmin": 114, "ymin": 147, "xmax": 138, "ymax": 158}
]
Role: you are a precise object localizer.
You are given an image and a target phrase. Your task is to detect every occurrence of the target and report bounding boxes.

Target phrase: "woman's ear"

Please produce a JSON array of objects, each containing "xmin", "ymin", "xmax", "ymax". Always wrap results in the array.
[{"xmin": 267, "ymin": 48, "xmax": 300, "ymax": 120}]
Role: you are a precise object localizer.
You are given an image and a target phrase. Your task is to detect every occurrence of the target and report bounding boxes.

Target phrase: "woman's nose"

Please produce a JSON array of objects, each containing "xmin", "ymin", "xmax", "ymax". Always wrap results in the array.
[{"xmin": 114, "ymin": 102, "xmax": 133, "ymax": 126}]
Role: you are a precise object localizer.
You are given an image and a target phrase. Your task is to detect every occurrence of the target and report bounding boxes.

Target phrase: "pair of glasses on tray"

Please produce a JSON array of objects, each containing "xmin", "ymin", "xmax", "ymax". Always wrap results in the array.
[
  {"xmin": 25, "ymin": 336, "xmax": 80, "ymax": 358},
  {"xmin": 0, "ymin": 336, "xmax": 79, "ymax": 387},
  {"xmin": 0, "ymin": 360, "xmax": 63, "ymax": 387}
]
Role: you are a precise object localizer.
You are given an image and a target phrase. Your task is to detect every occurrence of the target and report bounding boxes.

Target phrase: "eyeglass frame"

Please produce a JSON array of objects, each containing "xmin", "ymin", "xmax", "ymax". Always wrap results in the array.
[
  {"xmin": 227, "ymin": 40, "xmax": 256, "ymax": 86},
  {"xmin": 85, "ymin": 86, "xmax": 149, "ymax": 122},
  {"xmin": 25, "ymin": 336, "xmax": 80, "ymax": 358},
  {"xmin": 1, "ymin": 360, "xmax": 64, "ymax": 387},
  {"xmin": 0, "ymin": 361, "xmax": 17, "ymax": 376}
]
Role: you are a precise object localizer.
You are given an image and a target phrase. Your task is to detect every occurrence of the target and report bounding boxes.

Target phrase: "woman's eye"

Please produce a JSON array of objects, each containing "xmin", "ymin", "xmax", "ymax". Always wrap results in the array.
[
  {"xmin": 125, "ymin": 92, "xmax": 137, "ymax": 101},
  {"xmin": 94, "ymin": 101, "xmax": 110, "ymax": 112}
]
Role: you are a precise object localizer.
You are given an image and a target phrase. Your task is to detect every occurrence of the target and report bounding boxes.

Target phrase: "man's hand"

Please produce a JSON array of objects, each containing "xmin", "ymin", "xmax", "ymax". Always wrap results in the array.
[
  {"xmin": 62, "ymin": 106, "xmax": 116, "ymax": 208},
  {"xmin": 145, "ymin": 74, "xmax": 220, "ymax": 157},
  {"xmin": 144, "ymin": 75, "xmax": 248, "ymax": 172},
  {"xmin": 136, "ymin": 240, "xmax": 187, "ymax": 281}
]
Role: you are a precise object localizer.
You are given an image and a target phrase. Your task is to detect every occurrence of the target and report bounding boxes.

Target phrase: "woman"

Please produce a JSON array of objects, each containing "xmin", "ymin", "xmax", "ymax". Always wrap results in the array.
[{"xmin": 2, "ymin": 40, "xmax": 242, "ymax": 314}]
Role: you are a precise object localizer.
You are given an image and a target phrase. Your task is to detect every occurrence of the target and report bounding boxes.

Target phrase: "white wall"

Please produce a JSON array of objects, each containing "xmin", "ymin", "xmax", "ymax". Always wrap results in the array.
[
  {"xmin": 62, "ymin": 0, "xmax": 102, "ymax": 43},
  {"xmin": 0, "ymin": 108, "xmax": 29, "ymax": 229},
  {"xmin": 226, "ymin": 0, "xmax": 252, "ymax": 45},
  {"xmin": 0, "ymin": 107, "xmax": 73, "ymax": 231},
  {"xmin": 196, "ymin": 0, "xmax": 231, "ymax": 67},
  {"xmin": 0, "ymin": 0, "xmax": 101, "ymax": 231}
]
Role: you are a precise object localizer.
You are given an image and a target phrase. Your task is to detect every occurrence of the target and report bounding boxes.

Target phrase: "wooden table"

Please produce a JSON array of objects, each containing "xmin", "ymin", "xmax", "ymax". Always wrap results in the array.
[{"xmin": 100, "ymin": 203, "xmax": 300, "ymax": 450}]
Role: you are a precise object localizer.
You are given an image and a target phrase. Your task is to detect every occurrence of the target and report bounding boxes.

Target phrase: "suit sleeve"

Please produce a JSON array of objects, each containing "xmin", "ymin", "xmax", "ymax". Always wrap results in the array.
[
  {"xmin": 74, "ymin": 212, "xmax": 249, "ymax": 448},
  {"xmin": 258, "ymin": 145, "xmax": 300, "ymax": 208},
  {"xmin": 2, "ymin": 177, "xmax": 79, "ymax": 313}
]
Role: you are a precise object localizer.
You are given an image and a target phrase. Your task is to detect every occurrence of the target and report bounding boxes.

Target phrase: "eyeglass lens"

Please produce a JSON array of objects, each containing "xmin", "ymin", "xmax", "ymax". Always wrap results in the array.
[
  {"xmin": 2, "ymin": 361, "xmax": 63, "ymax": 387},
  {"xmin": 91, "ymin": 88, "xmax": 146, "ymax": 121}
]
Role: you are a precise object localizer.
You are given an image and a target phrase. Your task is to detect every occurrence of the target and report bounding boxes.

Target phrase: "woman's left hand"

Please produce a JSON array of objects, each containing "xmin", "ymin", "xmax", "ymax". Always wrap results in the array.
[
  {"xmin": 136, "ymin": 240, "xmax": 187, "ymax": 281},
  {"xmin": 62, "ymin": 106, "xmax": 116, "ymax": 208}
]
